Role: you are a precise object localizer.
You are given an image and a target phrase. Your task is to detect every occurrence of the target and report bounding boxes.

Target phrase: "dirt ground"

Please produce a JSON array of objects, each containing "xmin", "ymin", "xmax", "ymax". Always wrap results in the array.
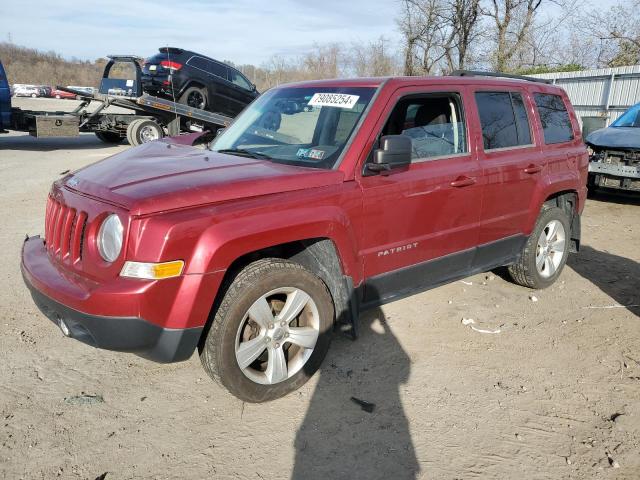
[{"xmin": 1, "ymin": 98, "xmax": 640, "ymax": 480}]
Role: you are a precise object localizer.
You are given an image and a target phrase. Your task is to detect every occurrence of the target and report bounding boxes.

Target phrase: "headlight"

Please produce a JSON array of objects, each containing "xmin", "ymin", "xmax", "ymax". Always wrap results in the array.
[{"xmin": 97, "ymin": 214, "xmax": 123, "ymax": 262}]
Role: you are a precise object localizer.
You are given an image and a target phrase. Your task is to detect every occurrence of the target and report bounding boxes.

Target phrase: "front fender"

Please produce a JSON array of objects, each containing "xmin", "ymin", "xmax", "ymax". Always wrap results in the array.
[{"xmin": 188, "ymin": 204, "xmax": 361, "ymax": 282}]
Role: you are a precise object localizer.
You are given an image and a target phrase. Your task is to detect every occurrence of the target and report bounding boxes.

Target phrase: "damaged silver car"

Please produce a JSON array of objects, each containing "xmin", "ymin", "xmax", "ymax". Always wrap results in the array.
[{"xmin": 586, "ymin": 102, "xmax": 640, "ymax": 192}]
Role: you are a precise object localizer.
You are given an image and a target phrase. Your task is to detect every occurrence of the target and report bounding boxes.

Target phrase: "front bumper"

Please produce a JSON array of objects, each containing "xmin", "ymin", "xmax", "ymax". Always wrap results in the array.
[
  {"xmin": 589, "ymin": 161, "xmax": 640, "ymax": 179},
  {"xmin": 21, "ymin": 236, "xmax": 217, "ymax": 363},
  {"xmin": 25, "ymin": 282, "xmax": 202, "ymax": 362},
  {"xmin": 589, "ymin": 161, "xmax": 640, "ymax": 191}
]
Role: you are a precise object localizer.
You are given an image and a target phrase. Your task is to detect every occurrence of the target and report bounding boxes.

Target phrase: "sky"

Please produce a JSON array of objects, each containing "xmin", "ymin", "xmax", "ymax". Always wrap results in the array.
[{"xmin": 0, "ymin": 0, "xmax": 400, "ymax": 65}]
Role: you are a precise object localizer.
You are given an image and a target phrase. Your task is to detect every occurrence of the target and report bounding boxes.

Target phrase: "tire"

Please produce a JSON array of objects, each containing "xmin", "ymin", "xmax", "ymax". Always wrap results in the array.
[
  {"xmin": 200, "ymin": 258, "xmax": 334, "ymax": 403},
  {"xmin": 55, "ymin": 94, "xmax": 61, "ymax": 99},
  {"xmin": 126, "ymin": 119, "xmax": 164, "ymax": 146},
  {"xmin": 508, "ymin": 206, "xmax": 571, "ymax": 289},
  {"xmin": 31, "ymin": 93, "xmax": 37, "ymax": 98},
  {"xmin": 179, "ymin": 86, "xmax": 208, "ymax": 110},
  {"xmin": 95, "ymin": 131, "xmax": 123, "ymax": 144}
]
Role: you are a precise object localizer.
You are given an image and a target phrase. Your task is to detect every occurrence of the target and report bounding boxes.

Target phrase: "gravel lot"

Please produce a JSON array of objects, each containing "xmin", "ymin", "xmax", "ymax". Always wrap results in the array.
[{"xmin": 1, "ymin": 97, "xmax": 639, "ymax": 480}]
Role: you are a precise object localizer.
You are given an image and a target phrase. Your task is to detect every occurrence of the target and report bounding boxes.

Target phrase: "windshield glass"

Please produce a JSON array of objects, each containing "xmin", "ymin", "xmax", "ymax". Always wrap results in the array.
[
  {"xmin": 211, "ymin": 86, "xmax": 376, "ymax": 169},
  {"xmin": 612, "ymin": 103, "xmax": 640, "ymax": 127}
]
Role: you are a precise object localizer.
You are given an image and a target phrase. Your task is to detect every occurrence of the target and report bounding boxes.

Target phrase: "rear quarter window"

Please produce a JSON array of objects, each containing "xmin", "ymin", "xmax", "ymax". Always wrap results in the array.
[{"xmin": 534, "ymin": 93, "xmax": 574, "ymax": 144}]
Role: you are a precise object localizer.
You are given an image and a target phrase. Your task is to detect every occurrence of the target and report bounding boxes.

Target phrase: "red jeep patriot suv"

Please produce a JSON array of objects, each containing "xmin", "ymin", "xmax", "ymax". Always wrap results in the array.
[{"xmin": 21, "ymin": 72, "xmax": 588, "ymax": 402}]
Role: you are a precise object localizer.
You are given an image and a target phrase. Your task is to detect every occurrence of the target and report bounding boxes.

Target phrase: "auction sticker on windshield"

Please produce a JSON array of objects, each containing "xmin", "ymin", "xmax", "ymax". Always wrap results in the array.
[{"xmin": 308, "ymin": 93, "xmax": 359, "ymax": 109}]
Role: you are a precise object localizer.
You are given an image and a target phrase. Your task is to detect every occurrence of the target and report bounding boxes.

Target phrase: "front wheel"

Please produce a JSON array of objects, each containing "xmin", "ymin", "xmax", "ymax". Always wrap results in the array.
[
  {"xmin": 200, "ymin": 258, "xmax": 334, "ymax": 403},
  {"xmin": 508, "ymin": 206, "xmax": 570, "ymax": 289}
]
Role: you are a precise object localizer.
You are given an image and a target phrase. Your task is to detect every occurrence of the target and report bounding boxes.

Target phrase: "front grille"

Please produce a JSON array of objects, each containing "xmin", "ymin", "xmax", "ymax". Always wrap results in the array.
[{"xmin": 44, "ymin": 196, "xmax": 87, "ymax": 262}]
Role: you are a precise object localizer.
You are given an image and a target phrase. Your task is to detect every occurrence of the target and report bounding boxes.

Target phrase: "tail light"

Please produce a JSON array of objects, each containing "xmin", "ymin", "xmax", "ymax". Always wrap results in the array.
[{"xmin": 160, "ymin": 60, "xmax": 182, "ymax": 71}]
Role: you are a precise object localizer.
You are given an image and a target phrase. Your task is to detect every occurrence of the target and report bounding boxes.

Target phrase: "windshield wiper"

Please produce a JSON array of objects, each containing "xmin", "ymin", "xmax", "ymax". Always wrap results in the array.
[{"xmin": 217, "ymin": 148, "xmax": 273, "ymax": 160}]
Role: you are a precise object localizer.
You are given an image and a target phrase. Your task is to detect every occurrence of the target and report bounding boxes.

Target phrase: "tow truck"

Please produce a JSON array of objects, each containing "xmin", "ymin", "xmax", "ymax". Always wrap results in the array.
[{"xmin": 0, "ymin": 56, "xmax": 233, "ymax": 146}]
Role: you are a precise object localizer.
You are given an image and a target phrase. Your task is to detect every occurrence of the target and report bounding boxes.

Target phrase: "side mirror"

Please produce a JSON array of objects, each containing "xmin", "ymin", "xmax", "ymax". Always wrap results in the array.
[{"xmin": 367, "ymin": 135, "xmax": 412, "ymax": 173}]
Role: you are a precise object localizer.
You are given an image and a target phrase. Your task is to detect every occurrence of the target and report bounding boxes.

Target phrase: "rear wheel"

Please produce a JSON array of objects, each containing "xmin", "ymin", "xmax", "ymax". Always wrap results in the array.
[
  {"xmin": 179, "ymin": 86, "xmax": 208, "ymax": 110},
  {"xmin": 200, "ymin": 258, "xmax": 334, "ymax": 403},
  {"xmin": 126, "ymin": 119, "xmax": 164, "ymax": 146},
  {"xmin": 508, "ymin": 206, "xmax": 570, "ymax": 289},
  {"xmin": 95, "ymin": 131, "xmax": 123, "ymax": 144}
]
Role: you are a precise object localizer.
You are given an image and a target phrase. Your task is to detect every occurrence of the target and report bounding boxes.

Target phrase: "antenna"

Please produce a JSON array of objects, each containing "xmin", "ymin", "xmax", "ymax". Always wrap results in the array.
[{"xmin": 165, "ymin": 45, "xmax": 180, "ymax": 130}]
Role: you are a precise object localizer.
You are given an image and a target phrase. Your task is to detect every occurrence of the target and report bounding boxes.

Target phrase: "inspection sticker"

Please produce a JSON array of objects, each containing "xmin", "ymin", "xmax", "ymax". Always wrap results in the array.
[
  {"xmin": 308, "ymin": 93, "xmax": 359, "ymax": 109},
  {"xmin": 308, "ymin": 149, "xmax": 325, "ymax": 160}
]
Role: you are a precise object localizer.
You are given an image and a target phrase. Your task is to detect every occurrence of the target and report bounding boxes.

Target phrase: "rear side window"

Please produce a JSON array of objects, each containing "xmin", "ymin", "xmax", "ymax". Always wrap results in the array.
[
  {"xmin": 208, "ymin": 61, "xmax": 227, "ymax": 79},
  {"xmin": 475, "ymin": 92, "xmax": 532, "ymax": 150},
  {"xmin": 534, "ymin": 93, "xmax": 574, "ymax": 144}
]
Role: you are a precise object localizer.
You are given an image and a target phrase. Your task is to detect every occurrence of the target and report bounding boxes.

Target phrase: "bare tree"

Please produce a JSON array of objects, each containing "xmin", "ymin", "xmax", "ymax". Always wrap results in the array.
[
  {"xmin": 350, "ymin": 36, "xmax": 402, "ymax": 77},
  {"xmin": 580, "ymin": 0, "xmax": 640, "ymax": 67},
  {"xmin": 482, "ymin": 0, "xmax": 545, "ymax": 71},
  {"xmin": 443, "ymin": 0, "xmax": 482, "ymax": 70},
  {"xmin": 397, "ymin": 0, "xmax": 446, "ymax": 74},
  {"xmin": 397, "ymin": 0, "xmax": 481, "ymax": 75},
  {"xmin": 507, "ymin": 0, "xmax": 587, "ymax": 71}
]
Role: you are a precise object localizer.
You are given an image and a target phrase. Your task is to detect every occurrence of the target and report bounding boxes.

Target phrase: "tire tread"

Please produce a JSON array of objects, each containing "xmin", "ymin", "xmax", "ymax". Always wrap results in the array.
[{"xmin": 200, "ymin": 258, "xmax": 332, "ymax": 402}]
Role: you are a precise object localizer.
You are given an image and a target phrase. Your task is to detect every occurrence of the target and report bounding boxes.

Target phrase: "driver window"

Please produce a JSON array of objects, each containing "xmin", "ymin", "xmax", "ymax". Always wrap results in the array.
[{"xmin": 382, "ymin": 94, "xmax": 467, "ymax": 160}]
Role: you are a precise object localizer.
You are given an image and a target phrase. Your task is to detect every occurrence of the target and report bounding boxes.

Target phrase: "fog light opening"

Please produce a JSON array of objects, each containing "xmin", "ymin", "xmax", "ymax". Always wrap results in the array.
[{"xmin": 58, "ymin": 317, "xmax": 71, "ymax": 337}]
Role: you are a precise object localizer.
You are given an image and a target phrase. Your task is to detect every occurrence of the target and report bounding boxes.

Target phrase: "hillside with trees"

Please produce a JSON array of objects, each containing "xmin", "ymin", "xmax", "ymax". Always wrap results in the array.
[{"xmin": 0, "ymin": 42, "xmax": 106, "ymax": 87}]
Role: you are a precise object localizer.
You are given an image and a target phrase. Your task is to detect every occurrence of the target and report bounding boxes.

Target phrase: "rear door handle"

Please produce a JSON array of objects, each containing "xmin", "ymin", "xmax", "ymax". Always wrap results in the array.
[
  {"xmin": 524, "ymin": 164, "xmax": 542, "ymax": 174},
  {"xmin": 450, "ymin": 176, "xmax": 476, "ymax": 188}
]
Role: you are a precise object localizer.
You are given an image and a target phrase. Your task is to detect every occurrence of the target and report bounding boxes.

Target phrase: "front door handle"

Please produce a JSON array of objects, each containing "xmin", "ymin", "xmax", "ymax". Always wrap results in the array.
[
  {"xmin": 450, "ymin": 176, "xmax": 476, "ymax": 188},
  {"xmin": 524, "ymin": 164, "xmax": 543, "ymax": 174}
]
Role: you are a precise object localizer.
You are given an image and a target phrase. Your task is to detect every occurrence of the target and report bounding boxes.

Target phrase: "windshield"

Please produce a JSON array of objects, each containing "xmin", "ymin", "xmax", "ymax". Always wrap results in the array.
[
  {"xmin": 612, "ymin": 103, "xmax": 640, "ymax": 128},
  {"xmin": 211, "ymin": 86, "xmax": 376, "ymax": 169}
]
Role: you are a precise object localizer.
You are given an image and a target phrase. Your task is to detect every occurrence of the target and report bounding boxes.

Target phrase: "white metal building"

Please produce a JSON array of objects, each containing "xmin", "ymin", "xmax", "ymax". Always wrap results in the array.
[{"xmin": 532, "ymin": 65, "xmax": 640, "ymax": 135}]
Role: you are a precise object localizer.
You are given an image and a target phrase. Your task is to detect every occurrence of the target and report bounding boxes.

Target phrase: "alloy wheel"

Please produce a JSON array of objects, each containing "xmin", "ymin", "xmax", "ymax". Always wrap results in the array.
[
  {"xmin": 535, "ymin": 219, "xmax": 566, "ymax": 278},
  {"xmin": 235, "ymin": 287, "xmax": 320, "ymax": 385}
]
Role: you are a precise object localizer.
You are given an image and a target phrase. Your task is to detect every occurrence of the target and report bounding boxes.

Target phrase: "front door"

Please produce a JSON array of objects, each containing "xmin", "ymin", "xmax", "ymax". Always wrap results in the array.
[{"xmin": 357, "ymin": 86, "xmax": 482, "ymax": 306}]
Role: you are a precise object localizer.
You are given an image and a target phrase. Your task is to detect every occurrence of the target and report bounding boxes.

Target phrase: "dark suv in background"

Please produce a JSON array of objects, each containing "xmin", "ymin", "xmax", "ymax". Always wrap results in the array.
[{"xmin": 141, "ymin": 47, "xmax": 258, "ymax": 117}]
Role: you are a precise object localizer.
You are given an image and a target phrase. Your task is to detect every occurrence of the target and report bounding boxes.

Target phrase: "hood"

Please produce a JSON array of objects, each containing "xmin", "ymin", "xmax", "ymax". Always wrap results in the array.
[
  {"xmin": 585, "ymin": 127, "xmax": 640, "ymax": 151},
  {"xmin": 62, "ymin": 142, "xmax": 344, "ymax": 215}
]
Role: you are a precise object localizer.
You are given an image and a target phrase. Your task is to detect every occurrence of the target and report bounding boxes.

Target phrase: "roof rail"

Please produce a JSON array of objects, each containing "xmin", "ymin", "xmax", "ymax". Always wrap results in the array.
[{"xmin": 449, "ymin": 70, "xmax": 552, "ymax": 84}]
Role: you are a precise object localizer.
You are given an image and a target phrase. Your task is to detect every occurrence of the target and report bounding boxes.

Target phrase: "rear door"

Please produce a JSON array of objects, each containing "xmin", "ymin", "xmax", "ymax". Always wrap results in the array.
[
  {"xmin": 203, "ymin": 59, "xmax": 234, "ymax": 115},
  {"xmin": 0, "ymin": 61, "xmax": 11, "ymax": 130},
  {"xmin": 357, "ymin": 85, "xmax": 482, "ymax": 305},
  {"xmin": 473, "ymin": 89, "xmax": 544, "ymax": 255}
]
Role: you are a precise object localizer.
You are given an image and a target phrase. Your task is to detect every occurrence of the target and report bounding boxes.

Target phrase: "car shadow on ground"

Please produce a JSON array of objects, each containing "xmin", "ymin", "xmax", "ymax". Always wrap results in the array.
[
  {"xmin": 0, "ymin": 134, "xmax": 126, "ymax": 152},
  {"xmin": 292, "ymin": 289, "xmax": 419, "ymax": 480},
  {"xmin": 588, "ymin": 188, "xmax": 640, "ymax": 206},
  {"xmin": 568, "ymin": 245, "xmax": 640, "ymax": 317}
]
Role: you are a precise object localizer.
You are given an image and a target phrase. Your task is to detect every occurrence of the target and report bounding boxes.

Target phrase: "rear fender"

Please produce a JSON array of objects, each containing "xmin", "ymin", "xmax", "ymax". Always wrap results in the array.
[{"xmin": 524, "ymin": 172, "xmax": 580, "ymax": 235}]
